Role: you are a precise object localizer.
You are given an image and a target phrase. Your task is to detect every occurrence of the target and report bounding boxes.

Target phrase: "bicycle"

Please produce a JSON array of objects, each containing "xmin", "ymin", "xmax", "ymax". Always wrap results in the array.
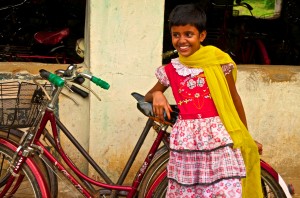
[{"xmin": 0, "ymin": 64, "xmax": 294, "ymax": 197}]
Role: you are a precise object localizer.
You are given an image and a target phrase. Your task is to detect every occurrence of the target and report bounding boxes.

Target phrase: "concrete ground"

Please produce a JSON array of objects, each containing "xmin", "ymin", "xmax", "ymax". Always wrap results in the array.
[{"xmin": 57, "ymin": 177, "xmax": 83, "ymax": 197}]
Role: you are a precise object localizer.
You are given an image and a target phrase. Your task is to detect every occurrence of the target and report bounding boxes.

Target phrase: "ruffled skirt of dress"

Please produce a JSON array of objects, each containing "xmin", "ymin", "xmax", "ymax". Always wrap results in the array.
[{"xmin": 166, "ymin": 116, "xmax": 246, "ymax": 197}]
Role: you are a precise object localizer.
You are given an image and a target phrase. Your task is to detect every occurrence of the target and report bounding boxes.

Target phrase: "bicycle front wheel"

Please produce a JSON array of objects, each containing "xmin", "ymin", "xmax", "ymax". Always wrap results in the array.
[
  {"xmin": 261, "ymin": 169, "xmax": 286, "ymax": 198},
  {"xmin": 0, "ymin": 143, "xmax": 43, "ymax": 197},
  {"xmin": 0, "ymin": 128, "xmax": 58, "ymax": 197}
]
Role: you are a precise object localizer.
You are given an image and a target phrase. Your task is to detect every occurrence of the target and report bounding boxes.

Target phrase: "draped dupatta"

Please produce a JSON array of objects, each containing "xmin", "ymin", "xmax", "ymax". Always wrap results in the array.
[{"xmin": 179, "ymin": 45, "xmax": 263, "ymax": 198}]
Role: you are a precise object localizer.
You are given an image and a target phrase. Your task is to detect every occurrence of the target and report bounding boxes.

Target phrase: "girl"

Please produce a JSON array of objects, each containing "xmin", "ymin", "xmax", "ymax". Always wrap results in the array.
[{"xmin": 145, "ymin": 4, "xmax": 263, "ymax": 198}]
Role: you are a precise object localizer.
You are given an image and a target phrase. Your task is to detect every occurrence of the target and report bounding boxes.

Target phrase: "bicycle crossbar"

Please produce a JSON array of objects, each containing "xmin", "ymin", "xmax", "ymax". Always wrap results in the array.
[{"xmin": 37, "ymin": 110, "xmax": 134, "ymax": 197}]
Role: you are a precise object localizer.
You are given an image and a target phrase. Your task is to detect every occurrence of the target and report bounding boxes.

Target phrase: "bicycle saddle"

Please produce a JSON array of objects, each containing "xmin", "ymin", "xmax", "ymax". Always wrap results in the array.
[
  {"xmin": 34, "ymin": 28, "xmax": 70, "ymax": 45},
  {"xmin": 131, "ymin": 92, "xmax": 179, "ymax": 126}
]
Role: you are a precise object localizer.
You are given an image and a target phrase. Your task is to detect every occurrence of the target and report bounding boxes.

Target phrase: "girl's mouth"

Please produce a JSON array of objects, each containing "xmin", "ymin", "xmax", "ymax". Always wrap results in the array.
[{"xmin": 178, "ymin": 46, "xmax": 190, "ymax": 52}]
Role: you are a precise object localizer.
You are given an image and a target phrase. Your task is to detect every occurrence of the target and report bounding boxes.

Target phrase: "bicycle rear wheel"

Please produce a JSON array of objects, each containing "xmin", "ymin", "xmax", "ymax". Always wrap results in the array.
[
  {"xmin": 138, "ymin": 147, "xmax": 168, "ymax": 198},
  {"xmin": 0, "ymin": 129, "xmax": 58, "ymax": 197},
  {"xmin": 151, "ymin": 177, "xmax": 168, "ymax": 198},
  {"xmin": 0, "ymin": 143, "xmax": 43, "ymax": 197}
]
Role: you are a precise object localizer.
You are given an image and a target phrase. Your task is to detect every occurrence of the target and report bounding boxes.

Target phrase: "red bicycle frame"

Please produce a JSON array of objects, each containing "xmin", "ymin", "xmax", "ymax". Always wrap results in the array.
[{"xmin": 1, "ymin": 107, "xmax": 168, "ymax": 198}]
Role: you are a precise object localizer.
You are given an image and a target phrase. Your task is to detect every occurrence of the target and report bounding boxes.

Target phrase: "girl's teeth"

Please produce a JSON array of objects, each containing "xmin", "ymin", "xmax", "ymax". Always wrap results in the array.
[{"xmin": 180, "ymin": 46, "xmax": 189, "ymax": 49}]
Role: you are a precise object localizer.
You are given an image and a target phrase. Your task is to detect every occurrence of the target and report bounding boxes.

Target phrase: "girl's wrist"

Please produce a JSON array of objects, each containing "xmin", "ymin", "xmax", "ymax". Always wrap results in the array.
[{"xmin": 152, "ymin": 91, "xmax": 163, "ymax": 97}]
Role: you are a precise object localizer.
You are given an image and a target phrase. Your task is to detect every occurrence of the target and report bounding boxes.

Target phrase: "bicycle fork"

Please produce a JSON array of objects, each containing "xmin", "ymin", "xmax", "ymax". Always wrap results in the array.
[
  {"xmin": 0, "ymin": 137, "xmax": 50, "ymax": 197},
  {"xmin": 0, "ymin": 147, "xmax": 27, "ymax": 197}
]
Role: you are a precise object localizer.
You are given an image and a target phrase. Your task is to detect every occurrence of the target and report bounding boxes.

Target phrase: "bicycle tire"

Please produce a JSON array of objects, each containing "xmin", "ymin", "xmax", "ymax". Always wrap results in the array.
[
  {"xmin": 0, "ymin": 128, "xmax": 58, "ymax": 198},
  {"xmin": 137, "ymin": 146, "xmax": 168, "ymax": 198},
  {"xmin": 261, "ymin": 168, "xmax": 286, "ymax": 198},
  {"xmin": 139, "ymin": 146, "xmax": 287, "ymax": 198},
  {"xmin": 0, "ymin": 143, "xmax": 43, "ymax": 197},
  {"xmin": 151, "ymin": 177, "xmax": 168, "ymax": 198}
]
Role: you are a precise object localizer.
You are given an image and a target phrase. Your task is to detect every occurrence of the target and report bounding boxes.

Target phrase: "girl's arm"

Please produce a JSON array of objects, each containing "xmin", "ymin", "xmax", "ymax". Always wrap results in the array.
[
  {"xmin": 225, "ymin": 70, "xmax": 263, "ymax": 154},
  {"xmin": 145, "ymin": 81, "xmax": 172, "ymax": 120},
  {"xmin": 225, "ymin": 71, "xmax": 248, "ymax": 128}
]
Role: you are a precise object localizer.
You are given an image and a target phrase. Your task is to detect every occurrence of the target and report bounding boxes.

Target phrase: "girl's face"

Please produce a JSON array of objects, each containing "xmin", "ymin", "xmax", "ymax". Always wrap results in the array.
[{"xmin": 171, "ymin": 25, "xmax": 206, "ymax": 57}]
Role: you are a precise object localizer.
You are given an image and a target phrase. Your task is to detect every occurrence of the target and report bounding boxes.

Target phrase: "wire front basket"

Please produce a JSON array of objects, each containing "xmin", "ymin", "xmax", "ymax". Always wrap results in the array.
[{"xmin": 0, "ymin": 81, "xmax": 52, "ymax": 129}]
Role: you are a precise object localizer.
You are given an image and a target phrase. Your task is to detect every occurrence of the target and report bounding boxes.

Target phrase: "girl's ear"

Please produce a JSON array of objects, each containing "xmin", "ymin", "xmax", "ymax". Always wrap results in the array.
[{"xmin": 199, "ymin": 30, "xmax": 207, "ymax": 43}]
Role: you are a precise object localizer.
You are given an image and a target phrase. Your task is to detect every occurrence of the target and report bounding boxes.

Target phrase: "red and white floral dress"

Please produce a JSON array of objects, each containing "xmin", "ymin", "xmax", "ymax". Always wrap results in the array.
[{"xmin": 155, "ymin": 58, "xmax": 246, "ymax": 198}]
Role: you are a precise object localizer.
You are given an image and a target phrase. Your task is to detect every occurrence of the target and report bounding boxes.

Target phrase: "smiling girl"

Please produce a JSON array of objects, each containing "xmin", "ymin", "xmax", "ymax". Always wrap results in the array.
[{"xmin": 145, "ymin": 3, "xmax": 263, "ymax": 198}]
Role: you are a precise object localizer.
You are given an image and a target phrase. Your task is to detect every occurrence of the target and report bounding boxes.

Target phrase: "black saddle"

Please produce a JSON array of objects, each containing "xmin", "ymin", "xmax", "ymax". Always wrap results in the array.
[{"xmin": 131, "ymin": 92, "xmax": 179, "ymax": 125}]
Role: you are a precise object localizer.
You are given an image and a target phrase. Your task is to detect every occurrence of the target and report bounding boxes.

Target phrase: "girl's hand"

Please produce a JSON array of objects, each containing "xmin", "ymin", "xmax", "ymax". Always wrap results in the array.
[
  {"xmin": 144, "ymin": 81, "xmax": 171, "ymax": 121},
  {"xmin": 255, "ymin": 140, "xmax": 263, "ymax": 155},
  {"xmin": 152, "ymin": 91, "xmax": 172, "ymax": 121}
]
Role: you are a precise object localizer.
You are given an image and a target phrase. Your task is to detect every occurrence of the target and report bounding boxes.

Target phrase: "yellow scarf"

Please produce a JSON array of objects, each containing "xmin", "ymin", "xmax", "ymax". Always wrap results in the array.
[{"xmin": 179, "ymin": 45, "xmax": 263, "ymax": 198}]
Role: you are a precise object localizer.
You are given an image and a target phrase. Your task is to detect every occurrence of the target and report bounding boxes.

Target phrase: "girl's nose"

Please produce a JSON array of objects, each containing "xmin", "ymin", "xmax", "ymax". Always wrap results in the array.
[{"xmin": 178, "ymin": 36, "xmax": 187, "ymax": 44}]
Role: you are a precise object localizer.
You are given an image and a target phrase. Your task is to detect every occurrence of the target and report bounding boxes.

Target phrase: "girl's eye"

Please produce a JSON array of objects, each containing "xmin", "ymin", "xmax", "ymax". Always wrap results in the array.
[
  {"xmin": 185, "ymin": 32, "xmax": 193, "ymax": 38},
  {"xmin": 172, "ymin": 33, "xmax": 180, "ymax": 38}
]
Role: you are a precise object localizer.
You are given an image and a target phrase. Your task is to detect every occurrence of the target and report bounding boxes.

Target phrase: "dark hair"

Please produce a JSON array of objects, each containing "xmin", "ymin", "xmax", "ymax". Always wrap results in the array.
[{"xmin": 168, "ymin": 4, "xmax": 207, "ymax": 33}]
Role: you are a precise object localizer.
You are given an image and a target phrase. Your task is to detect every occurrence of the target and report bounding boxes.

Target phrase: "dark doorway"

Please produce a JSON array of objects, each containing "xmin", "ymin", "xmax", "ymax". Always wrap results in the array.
[
  {"xmin": 163, "ymin": 0, "xmax": 300, "ymax": 65},
  {"xmin": 0, "ymin": 0, "xmax": 86, "ymax": 64}
]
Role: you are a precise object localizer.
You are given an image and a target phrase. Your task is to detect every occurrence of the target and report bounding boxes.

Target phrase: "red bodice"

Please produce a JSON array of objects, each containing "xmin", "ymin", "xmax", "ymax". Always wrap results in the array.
[{"xmin": 164, "ymin": 63, "xmax": 219, "ymax": 119}]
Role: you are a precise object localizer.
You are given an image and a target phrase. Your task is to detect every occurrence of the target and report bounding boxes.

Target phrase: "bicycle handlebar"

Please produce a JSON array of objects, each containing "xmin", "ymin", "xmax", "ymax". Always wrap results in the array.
[
  {"xmin": 39, "ymin": 69, "xmax": 65, "ymax": 87},
  {"xmin": 91, "ymin": 76, "xmax": 110, "ymax": 90},
  {"xmin": 39, "ymin": 65, "xmax": 109, "ymax": 101},
  {"xmin": 40, "ymin": 66, "xmax": 110, "ymax": 90},
  {"xmin": 77, "ymin": 73, "xmax": 110, "ymax": 90}
]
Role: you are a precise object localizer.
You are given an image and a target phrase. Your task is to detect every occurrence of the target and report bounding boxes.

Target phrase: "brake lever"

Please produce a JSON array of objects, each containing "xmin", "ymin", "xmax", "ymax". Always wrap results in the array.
[
  {"xmin": 61, "ymin": 92, "xmax": 79, "ymax": 105},
  {"xmin": 62, "ymin": 83, "xmax": 79, "ymax": 105},
  {"xmin": 67, "ymin": 77, "xmax": 102, "ymax": 101},
  {"xmin": 79, "ymin": 84, "xmax": 101, "ymax": 101}
]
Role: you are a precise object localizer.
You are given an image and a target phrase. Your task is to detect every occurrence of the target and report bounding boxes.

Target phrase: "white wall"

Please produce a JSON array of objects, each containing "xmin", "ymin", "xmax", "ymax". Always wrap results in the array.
[
  {"xmin": 237, "ymin": 65, "xmax": 300, "ymax": 197},
  {"xmin": 86, "ymin": 0, "xmax": 166, "ymax": 181}
]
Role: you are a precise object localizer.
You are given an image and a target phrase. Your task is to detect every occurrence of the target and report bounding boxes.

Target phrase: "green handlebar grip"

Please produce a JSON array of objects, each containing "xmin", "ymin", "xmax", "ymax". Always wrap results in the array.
[
  {"xmin": 91, "ymin": 76, "xmax": 110, "ymax": 90},
  {"xmin": 48, "ymin": 73, "xmax": 65, "ymax": 87}
]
